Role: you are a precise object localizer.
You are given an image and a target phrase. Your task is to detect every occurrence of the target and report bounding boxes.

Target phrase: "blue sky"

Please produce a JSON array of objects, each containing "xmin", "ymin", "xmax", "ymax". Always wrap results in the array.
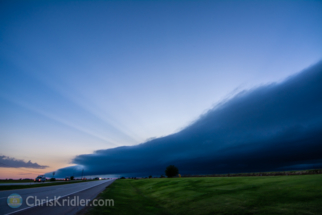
[{"xmin": 0, "ymin": 0, "xmax": 321, "ymax": 178}]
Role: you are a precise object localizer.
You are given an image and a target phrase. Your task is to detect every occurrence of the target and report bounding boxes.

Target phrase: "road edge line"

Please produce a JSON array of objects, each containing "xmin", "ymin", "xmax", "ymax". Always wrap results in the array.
[{"xmin": 4, "ymin": 180, "xmax": 114, "ymax": 215}]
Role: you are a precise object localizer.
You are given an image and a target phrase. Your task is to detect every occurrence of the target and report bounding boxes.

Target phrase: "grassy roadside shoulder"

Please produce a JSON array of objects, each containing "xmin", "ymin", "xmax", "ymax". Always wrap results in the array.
[
  {"xmin": 0, "ymin": 180, "xmax": 34, "ymax": 183},
  {"xmin": 0, "ymin": 180, "xmax": 89, "ymax": 191},
  {"xmin": 87, "ymin": 175, "xmax": 322, "ymax": 215},
  {"xmin": 87, "ymin": 179, "xmax": 171, "ymax": 215}
]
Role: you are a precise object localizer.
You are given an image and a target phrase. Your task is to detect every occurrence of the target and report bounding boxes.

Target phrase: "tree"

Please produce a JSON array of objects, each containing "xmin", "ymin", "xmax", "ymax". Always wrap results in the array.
[
  {"xmin": 149, "ymin": 175, "xmax": 152, "ymax": 178},
  {"xmin": 70, "ymin": 176, "xmax": 75, "ymax": 180},
  {"xmin": 165, "ymin": 165, "xmax": 179, "ymax": 178}
]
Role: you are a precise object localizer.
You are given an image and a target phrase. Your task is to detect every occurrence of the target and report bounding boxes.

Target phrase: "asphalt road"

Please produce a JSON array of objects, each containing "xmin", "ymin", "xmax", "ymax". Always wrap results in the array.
[{"xmin": 0, "ymin": 179, "xmax": 115, "ymax": 215}]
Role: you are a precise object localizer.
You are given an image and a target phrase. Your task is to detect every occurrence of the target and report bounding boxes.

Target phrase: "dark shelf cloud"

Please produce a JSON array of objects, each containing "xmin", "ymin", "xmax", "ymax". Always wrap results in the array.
[{"xmin": 50, "ymin": 61, "xmax": 322, "ymax": 177}]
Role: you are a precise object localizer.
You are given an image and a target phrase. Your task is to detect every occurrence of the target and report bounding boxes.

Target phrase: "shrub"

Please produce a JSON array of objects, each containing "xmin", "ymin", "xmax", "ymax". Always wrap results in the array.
[
  {"xmin": 165, "ymin": 165, "xmax": 179, "ymax": 178},
  {"xmin": 50, "ymin": 178, "xmax": 56, "ymax": 181}
]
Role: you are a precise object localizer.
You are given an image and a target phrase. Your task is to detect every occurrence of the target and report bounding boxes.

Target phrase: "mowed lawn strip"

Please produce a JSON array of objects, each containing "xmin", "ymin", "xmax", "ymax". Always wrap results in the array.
[
  {"xmin": 0, "ymin": 180, "xmax": 34, "ymax": 183},
  {"xmin": 0, "ymin": 180, "xmax": 88, "ymax": 191},
  {"xmin": 88, "ymin": 179, "xmax": 171, "ymax": 215},
  {"xmin": 89, "ymin": 174, "xmax": 322, "ymax": 215}
]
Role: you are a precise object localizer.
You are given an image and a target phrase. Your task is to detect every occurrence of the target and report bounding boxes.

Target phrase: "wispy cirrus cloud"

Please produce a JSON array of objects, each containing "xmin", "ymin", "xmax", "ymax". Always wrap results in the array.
[{"xmin": 0, "ymin": 155, "xmax": 48, "ymax": 169}]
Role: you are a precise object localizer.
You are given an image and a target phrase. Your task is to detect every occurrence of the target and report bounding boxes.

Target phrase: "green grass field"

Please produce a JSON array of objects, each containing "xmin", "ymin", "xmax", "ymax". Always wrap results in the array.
[
  {"xmin": 0, "ymin": 180, "xmax": 33, "ymax": 183},
  {"xmin": 88, "ymin": 175, "xmax": 322, "ymax": 215},
  {"xmin": 0, "ymin": 180, "xmax": 87, "ymax": 191}
]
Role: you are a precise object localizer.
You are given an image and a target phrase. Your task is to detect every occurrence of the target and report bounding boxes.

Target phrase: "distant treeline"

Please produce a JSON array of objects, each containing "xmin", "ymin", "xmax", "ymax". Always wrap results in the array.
[
  {"xmin": 0, "ymin": 178, "xmax": 33, "ymax": 181},
  {"xmin": 181, "ymin": 169, "xmax": 322, "ymax": 177}
]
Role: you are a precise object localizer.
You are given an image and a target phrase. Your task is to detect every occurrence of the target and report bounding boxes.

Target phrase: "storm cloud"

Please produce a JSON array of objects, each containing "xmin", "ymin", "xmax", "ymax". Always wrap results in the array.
[
  {"xmin": 51, "ymin": 61, "xmax": 322, "ymax": 177},
  {"xmin": 0, "ymin": 155, "xmax": 48, "ymax": 169}
]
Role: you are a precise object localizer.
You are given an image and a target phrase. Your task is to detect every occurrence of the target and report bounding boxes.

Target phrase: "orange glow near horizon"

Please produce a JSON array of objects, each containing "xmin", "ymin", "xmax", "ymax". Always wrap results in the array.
[
  {"xmin": 0, "ymin": 168, "xmax": 45, "ymax": 179},
  {"xmin": 0, "ymin": 165, "xmax": 70, "ymax": 179}
]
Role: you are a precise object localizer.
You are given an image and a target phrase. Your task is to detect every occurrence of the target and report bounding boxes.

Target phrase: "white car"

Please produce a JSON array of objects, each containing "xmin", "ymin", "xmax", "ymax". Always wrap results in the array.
[{"xmin": 34, "ymin": 175, "xmax": 46, "ymax": 182}]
